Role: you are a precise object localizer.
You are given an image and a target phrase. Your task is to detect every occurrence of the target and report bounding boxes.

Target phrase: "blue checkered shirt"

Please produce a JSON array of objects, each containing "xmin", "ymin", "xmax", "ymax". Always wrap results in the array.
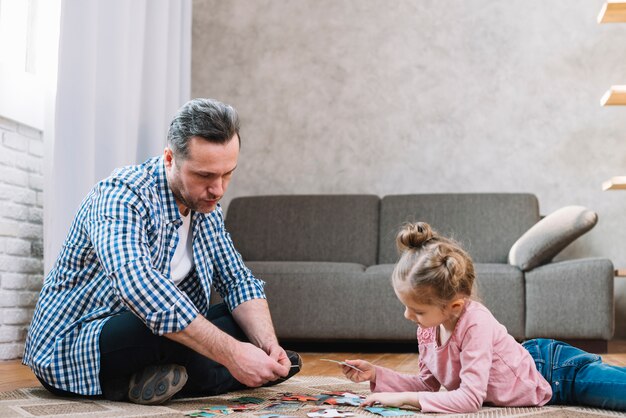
[{"xmin": 23, "ymin": 156, "xmax": 265, "ymax": 395}]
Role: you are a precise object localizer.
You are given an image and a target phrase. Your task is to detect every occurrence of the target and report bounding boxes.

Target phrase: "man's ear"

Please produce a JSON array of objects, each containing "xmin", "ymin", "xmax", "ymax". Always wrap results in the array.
[{"xmin": 164, "ymin": 147, "xmax": 174, "ymax": 168}]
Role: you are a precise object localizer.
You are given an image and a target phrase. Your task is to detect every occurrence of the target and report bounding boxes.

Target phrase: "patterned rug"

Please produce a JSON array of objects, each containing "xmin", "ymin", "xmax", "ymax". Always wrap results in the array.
[{"xmin": 1, "ymin": 376, "xmax": 625, "ymax": 418}]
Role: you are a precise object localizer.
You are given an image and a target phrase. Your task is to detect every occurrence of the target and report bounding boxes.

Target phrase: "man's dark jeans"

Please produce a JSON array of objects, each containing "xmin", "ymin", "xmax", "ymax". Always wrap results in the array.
[{"xmin": 39, "ymin": 303, "xmax": 246, "ymax": 400}]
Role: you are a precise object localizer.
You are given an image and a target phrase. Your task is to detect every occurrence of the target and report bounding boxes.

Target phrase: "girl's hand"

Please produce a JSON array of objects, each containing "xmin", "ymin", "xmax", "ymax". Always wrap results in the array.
[
  {"xmin": 341, "ymin": 359, "xmax": 376, "ymax": 383},
  {"xmin": 361, "ymin": 392, "xmax": 420, "ymax": 409}
]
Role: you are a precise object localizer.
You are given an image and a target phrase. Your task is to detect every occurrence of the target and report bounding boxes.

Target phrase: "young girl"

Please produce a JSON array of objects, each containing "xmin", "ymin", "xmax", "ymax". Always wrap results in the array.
[{"xmin": 341, "ymin": 222, "xmax": 626, "ymax": 413}]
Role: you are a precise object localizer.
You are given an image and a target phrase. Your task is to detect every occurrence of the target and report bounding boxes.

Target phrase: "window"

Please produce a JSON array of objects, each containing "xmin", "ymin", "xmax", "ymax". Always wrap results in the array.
[
  {"xmin": 0, "ymin": 0, "xmax": 37, "ymax": 73},
  {"xmin": 0, "ymin": 0, "xmax": 60, "ymax": 130}
]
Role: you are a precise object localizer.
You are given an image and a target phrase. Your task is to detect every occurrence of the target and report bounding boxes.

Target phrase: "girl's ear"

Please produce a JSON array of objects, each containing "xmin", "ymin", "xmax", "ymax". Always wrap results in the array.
[{"xmin": 449, "ymin": 297, "xmax": 466, "ymax": 315}]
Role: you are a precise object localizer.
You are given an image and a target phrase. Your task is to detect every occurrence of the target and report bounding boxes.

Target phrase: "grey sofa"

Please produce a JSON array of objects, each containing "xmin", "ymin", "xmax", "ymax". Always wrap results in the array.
[{"xmin": 223, "ymin": 193, "xmax": 614, "ymax": 351}]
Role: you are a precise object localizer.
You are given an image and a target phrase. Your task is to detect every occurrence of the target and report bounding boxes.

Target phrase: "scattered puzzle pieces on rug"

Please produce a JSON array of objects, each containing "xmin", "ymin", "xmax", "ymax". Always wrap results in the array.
[
  {"xmin": 263, "ymin": 402, "xmax": 303, "ymax": 412},
  {"xmin": 187, "ymin": 412, "xmax": 216, "ymax": 417},
  {"xmin": 280, "ymin": 394, "xmax": 320, "ymax": 402},
  {"xmin": 364, "ymin": 406, "xmax": 416, "ymax": 416},
  {"xmin": 259, "ymin": 415, "xmax": 299, "ymax": 418},
  {"xmin": 184, "ymin": 387, "xmax": 377, "ymax": 417},
  {"xmin": 317, "ymin": 392, "xmax": 364, "ymax": 406},
  {"xmin": 185, "ymin": 403, "xmax": 262, "ymax": 416},
  {"xmin": 231, "ymin": 396, "xmax": 264, "ymax": 404},
  {"xmin": 203, "ymin": 405, "xmax": 234, "ymax": 414},
  {"xmin": 307, "ymin": 408, "xmax": 355, "ymax": 417}
]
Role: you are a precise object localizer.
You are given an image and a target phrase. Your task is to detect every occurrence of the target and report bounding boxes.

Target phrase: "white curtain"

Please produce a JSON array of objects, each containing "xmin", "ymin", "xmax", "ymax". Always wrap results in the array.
[{"xmin": 44, "ymin": 0, "xmax": 191, "ymax": 272}]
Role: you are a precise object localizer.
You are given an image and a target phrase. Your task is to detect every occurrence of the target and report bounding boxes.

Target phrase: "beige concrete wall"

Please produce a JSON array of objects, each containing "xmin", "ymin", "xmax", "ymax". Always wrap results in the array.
[{"xmin": 192, "ymin": 0, "xmax": 626, "ymax": 336}]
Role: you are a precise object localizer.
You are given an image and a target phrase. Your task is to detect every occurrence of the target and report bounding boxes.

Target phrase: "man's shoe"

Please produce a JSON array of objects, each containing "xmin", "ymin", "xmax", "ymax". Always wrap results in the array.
[
  {"xmin": 264, "ymin": 350, "xmax": 302, "ymax": 387},
  {"xmin": 128, "ymin": 364, "xmax": 188, "ymax": 405}
]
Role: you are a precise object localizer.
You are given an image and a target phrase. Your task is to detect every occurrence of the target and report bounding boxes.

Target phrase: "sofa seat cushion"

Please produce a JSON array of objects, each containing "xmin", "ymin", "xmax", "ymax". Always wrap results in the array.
[
  {"xmin": 247, "ymin": 262, "xmax": 416, "ymax": 341},
  {"xmin": 474, "ymin": 264, "xmax": 525, "ymax": 339},
  {"xmin": 525, "ymin": 258, "xmax": 614, "ymax": 340},
  {"xmin": 365, "ymin": 263, "xmax": 525, "ymax": 339}
]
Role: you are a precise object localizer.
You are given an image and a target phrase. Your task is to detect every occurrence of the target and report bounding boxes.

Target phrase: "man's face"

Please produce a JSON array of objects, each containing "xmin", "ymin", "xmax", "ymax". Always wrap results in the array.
[{"xmin": 164, "ymin": 135, "xmax": 239, "ymax": 214}]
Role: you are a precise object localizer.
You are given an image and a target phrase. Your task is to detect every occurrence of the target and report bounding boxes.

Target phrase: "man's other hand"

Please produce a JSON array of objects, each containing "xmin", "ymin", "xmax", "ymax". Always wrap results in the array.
[
  {"xmin": 227, "ymin": 341, "xmax": 286, "ymax": 387},
  {"xmin": 265, "ymin": 342, "xmax": 290, "ymax": 377}
]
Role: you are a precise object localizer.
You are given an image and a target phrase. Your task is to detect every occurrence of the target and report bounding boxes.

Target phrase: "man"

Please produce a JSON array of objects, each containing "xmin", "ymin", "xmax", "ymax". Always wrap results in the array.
[{"xmin": 23, "ymin": 98, "xmax": 301, "ymax": 405}]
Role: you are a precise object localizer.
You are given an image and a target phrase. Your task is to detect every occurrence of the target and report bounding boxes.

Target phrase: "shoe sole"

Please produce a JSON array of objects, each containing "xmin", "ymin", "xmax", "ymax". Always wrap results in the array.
[
  {"xmin": 128, "ymin": 364, "xmax": 188, "ymax": 405},
  {"xmin": 264, "ymin": 351, "xmax": 302, "ymax": 387}
]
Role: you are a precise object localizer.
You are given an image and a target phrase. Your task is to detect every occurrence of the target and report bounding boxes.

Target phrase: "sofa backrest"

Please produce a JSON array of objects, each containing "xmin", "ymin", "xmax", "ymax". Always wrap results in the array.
[
  {"xmin": 378, "ymin": 193, "xmax": 540, "ymax": 264},
  {"xmin": 225, "ymin": 195, "xmax": 380, "ymax": 265}
]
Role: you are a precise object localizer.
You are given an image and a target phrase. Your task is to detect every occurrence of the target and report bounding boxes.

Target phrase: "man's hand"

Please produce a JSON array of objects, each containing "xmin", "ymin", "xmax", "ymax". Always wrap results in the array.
[
  {"xmin": 341, "ymin": 359, "xmax": 376, "ymax": 383},
  {"xmin": 264, "ymin": 342, "xmax": 291, "ymax": 376},
  {"xmin": 226, "ymin": 341, "xmax": 287, "ymax": 387},
  {"xmin": 165, "ymin": 315, "xmax": 287, "ymax": 387},
  {"xmin": 361, "ymin": 392, "xmax": 420, "ymax": 409},
  {"xmin": 166, "ymin": 299, "xmax": 293, "ymax": 387}
]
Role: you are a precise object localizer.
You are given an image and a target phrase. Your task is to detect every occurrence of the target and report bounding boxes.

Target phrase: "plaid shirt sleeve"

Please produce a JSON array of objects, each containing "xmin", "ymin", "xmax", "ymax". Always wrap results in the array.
[
  {"xmin": 84, "ymin": 177, "xmax": 199, "ymax": 335},
  {"xmin": 208, "ymin": 206, "xmax": 266, "ymax": 310}
]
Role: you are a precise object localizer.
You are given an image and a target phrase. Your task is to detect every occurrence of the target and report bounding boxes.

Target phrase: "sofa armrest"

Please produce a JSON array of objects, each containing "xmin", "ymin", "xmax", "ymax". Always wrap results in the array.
[
  {"xmin": 508, "ymin": 206, "xmax": 598, "ymax": 272},
  {"xmin": 525, "ymin": 258, "xmax": 614, "ymax": 340}
]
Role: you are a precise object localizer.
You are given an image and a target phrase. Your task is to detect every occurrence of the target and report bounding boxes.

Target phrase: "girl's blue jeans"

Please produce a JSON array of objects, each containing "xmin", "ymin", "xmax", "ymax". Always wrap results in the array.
[{"xmin": 522, "ymin": 338, "xmax": 626, "ymax": 411}]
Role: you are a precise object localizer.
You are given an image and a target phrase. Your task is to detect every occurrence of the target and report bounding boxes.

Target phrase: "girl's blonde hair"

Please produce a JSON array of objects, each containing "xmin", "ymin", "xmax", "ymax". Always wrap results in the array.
[{"xmin": 392, "ymin": 222, "xmax": 475, "ymax": 306}]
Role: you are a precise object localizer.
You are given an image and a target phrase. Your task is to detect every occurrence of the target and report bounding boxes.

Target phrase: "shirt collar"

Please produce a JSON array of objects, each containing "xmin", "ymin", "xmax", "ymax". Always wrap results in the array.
[{"xmin": 154, "ymin": 156, "xmax": 183, "ymax": 225}]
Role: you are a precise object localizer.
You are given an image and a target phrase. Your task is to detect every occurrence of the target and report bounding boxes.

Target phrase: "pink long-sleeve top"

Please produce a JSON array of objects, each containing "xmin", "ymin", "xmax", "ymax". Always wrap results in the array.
[{"xmin": 372, "ymin": 300, "xmax": 552, "ymax": 413}]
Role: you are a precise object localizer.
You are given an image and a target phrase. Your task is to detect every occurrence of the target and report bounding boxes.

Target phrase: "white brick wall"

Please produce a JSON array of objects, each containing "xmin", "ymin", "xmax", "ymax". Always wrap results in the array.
[{"xmin": 0, "ymin": 116, "xmax": 44, "ymax": 360}]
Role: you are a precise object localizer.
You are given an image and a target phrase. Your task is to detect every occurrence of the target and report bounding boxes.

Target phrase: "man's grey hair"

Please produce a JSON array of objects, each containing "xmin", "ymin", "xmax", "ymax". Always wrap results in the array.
[{"xmin": 167, "ymin": 98, "xmax": 240, "ymax": 160}]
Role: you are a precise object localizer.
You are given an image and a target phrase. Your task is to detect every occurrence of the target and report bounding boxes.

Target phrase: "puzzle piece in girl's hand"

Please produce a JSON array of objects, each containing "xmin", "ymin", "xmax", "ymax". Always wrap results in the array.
[
  {"xmin": 186, "ymin": 412, "xmax": 216, "ymax": 417},
  {"xmin": 364, "ymin": 406, "xmax": 416, "ymax": 416},
  {"xmin": 306, "ymin": 408, "xmax": 355, "ymax": 417},
  {"xmin": 319, "ymin": 359, "xmax": 364, "ymax": 373}
]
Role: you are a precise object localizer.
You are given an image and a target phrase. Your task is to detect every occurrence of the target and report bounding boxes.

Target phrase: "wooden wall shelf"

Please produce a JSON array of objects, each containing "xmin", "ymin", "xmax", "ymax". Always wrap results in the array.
[
  {"xmin": 601, "ymin": 85, "xmax": 626, "ymax": 105},
  {"xmin": 602, "ymin": 176, "xmax": 626, "ymax": 190},
  {"xmin": 598, "ymin": 4, "xmax": 626, "ymax": 104},
  {"xmin": 598, "ymin": 1, "xmax": 626, "ymax": 23}
]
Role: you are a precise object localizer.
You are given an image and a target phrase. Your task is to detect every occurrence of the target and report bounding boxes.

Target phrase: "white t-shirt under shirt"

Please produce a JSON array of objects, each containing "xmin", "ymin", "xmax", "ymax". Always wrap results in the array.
[{"xmin": 170, "ymin": 211, "xmax": 194, "ymax": 285}]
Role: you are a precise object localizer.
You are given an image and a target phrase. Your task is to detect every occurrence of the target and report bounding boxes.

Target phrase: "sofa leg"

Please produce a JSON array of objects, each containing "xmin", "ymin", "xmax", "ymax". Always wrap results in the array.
[{"xmin": 559, "ymin": 339, "xmax": 608, "ymax": 354}]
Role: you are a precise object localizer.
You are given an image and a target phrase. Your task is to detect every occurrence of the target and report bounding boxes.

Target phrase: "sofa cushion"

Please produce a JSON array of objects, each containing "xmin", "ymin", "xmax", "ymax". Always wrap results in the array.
[
  {"xmin": 474, "ymin": 264, "xmax": 525, "ymax": 339},
  {"xmin": 378, "ymin": 194, "xmax": 540, "ymax": 264},
  {"xmin": 525, "ymin": 259, "xmax": 614, "ymax": 340},
  {"xmin": 225, "ymin": 195, "xmax": 380, "ymax": 265},
  {"xmin": 366, "ymin": 263, "xmax": 525, "ymax": 339},
  {"xmin": 249, "ymin": 263, "xmax": 417, "ymax": 341},
  {"xmin": 508, "ymin": 206, "xmax": 598, "ymax": 272}
]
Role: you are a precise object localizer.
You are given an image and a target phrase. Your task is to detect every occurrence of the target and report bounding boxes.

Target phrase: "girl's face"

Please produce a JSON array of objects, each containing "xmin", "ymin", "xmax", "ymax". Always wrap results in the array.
[{"xmin": 394, "ymin": 281, "xmax": 458, "ymax": 329}]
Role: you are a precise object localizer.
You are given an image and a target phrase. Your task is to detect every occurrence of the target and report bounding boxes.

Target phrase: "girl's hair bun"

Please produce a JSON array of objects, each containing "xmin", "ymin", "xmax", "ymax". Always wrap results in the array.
[{"xmin": 396, "ymin": 222, "xmax": 434, "ymax": 252}]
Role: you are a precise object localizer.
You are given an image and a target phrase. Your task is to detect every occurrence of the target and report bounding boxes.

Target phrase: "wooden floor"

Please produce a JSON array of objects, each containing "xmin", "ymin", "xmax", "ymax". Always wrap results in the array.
[{"xmin": 2, "ymin": 340, "xmax": 626, "ymax": 392}]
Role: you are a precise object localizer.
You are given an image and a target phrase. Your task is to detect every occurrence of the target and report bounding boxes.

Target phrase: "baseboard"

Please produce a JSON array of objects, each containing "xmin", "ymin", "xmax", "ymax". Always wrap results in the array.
[
  {"xmin": 280, "ymin": 338, "xmax": 609, "ymax": 354},
  {"xmin": 280, "ymin": 340, "xmax": 418, "ymax": 353}
]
